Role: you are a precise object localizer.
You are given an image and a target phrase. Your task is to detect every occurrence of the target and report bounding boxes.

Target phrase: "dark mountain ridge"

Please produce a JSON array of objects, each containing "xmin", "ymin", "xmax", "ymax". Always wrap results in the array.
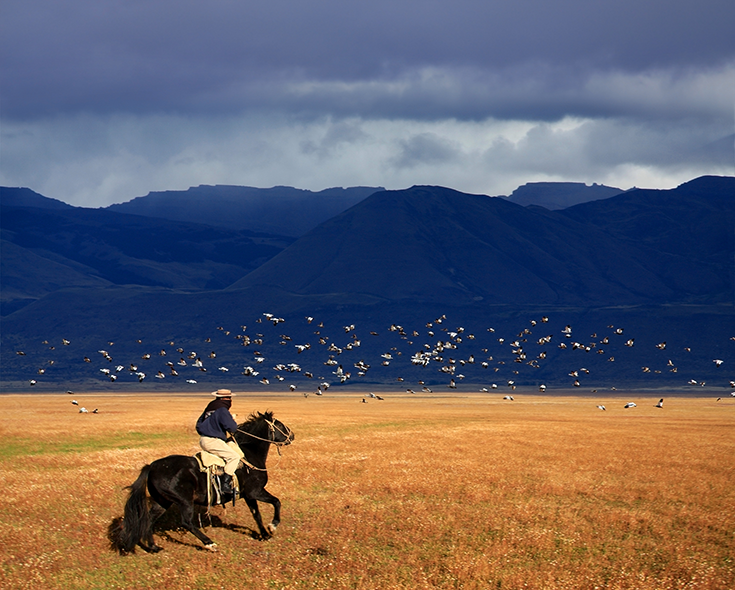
[
  {"xmin": 505, "ymin": 182, "xmax": 623, "ymax": 209},
  {"xmin": 231, "ymin": 177, "xmax": 734, "ymax": 306},
  {"xmin": 0, "ymin": 187, "xmax": 75, "ymax": 210},
  {"xmin": 106, "ymin": 185, "xmax": 383, "ymax": 237},
  {"xmin": 1, "ymin": 188, "xmax": 294, "ymax": 314}
]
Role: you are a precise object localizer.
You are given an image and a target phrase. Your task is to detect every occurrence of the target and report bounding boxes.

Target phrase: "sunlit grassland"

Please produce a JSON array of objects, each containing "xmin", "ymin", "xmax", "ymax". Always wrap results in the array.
[{"xmin": 0, "ymin": 392, "xmax": 733, "ymax": 589}]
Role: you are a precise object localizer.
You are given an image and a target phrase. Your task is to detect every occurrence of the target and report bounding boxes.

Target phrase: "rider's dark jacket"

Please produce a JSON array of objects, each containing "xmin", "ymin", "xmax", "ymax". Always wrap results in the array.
[{"xmin": 196, "ymin": 399, "xmax": 238, "ymax": 440}]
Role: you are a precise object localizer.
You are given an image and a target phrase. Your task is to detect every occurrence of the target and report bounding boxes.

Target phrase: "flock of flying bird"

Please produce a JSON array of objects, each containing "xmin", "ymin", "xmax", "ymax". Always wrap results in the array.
[{"xmin": 14, "ymin": 311, "xmax": 735, "ymax": 411}]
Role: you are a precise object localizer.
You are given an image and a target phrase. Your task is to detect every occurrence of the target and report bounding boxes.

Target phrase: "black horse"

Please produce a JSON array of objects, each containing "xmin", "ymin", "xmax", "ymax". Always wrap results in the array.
[{"xmin": 109, "ymin": 411, "xmax": 294, "ymax": 553}]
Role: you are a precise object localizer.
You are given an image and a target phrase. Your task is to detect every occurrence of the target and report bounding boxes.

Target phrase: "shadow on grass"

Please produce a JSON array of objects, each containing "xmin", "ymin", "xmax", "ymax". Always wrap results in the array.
[
  {"xmin": 108, "ymin": 503, "xmax": 264, "ymax": 555},
  {"xmin": 155, "ymin": 505, "xmax": 265, "ymax": 541}
]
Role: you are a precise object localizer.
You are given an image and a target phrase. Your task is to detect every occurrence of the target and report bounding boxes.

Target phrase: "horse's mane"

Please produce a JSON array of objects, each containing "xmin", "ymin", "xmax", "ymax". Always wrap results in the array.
[{"xmin": 237, "ymin": 410, "xmax": 274, "ymax": 432}]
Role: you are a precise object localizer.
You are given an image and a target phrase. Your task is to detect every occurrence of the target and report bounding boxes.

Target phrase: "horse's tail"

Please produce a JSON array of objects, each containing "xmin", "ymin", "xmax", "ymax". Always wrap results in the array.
[{"xmin": 108, "ymin": 464, "xmax": 151, "ymax": 555}]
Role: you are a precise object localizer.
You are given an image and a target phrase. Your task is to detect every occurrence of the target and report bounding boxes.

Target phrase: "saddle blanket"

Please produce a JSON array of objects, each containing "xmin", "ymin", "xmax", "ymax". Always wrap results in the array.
[
  {"xmin": 195, "ymin": 439, "xmax": 245, "ymax": 469},
  {"xmin": 194, "ymin": 440, "xmax": 245, "ymax": 506}
]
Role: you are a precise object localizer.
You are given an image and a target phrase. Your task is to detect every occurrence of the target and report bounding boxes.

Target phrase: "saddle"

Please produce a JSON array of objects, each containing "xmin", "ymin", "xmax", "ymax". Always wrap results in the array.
[{"xmin": 194, "ymin": 441, "xmax": 245, "ymax": 507}]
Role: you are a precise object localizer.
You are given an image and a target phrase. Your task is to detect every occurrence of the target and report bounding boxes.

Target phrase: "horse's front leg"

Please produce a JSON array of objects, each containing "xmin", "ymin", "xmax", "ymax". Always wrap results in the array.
[
  {"xmin": 246, "ymin": 489, "xmax": 281, "ymax": 537},
  {"xmin": 244, "ymin": 497, "xmax": 271, "ymax": 538}
]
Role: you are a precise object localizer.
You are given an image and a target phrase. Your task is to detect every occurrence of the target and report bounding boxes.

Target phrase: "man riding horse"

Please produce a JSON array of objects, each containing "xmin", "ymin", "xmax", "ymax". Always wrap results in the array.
[{"xmin": 196, "ymin": 389, "xmax": 240, "ymax": 495}]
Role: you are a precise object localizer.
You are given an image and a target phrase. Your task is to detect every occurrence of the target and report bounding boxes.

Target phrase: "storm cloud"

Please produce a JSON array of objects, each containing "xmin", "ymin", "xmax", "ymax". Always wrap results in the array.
[{"xmin": 1, "ymin": 0, "xmax": 733, "ymax": 206}]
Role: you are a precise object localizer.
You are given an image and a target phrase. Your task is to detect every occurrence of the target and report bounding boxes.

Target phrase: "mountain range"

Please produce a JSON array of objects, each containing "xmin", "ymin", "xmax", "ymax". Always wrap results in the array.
[
  {"xmin": 229, "ymin": 179, "xmax": 732, "ymax": 306},
  {"xmin": 1, "ymin": 177, "xmax": 733, "ymax": 390},
  {"xmin": 106, "ymin": 185, "xmax": 382, "ymax": 237},
  {"xmin": 504, "ymin": 182, "xmax": 622, "ymax": 209}
]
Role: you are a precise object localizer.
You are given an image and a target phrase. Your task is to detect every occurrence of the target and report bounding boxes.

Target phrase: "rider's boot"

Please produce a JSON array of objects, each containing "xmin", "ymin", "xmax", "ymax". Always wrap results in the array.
[{"xmin": 220, "ymin": 473, "xmax": 235, "ymax": 495}]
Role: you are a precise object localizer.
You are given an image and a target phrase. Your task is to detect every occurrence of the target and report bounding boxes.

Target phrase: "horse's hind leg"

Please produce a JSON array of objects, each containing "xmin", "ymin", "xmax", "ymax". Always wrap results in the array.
[
  {"xmin": 138, "ymin": 501, "xmax": 167, "ymax": 553},
  {"xmin": 178, "ymin": 502, "xmax": 217, "ymax": 550}
]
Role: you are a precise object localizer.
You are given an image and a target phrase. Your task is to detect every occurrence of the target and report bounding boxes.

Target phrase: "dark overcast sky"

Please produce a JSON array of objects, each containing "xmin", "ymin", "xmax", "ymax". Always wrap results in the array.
[{"xmin": 1, "ymin": 0, "xmax": 733, "ymax": 206}]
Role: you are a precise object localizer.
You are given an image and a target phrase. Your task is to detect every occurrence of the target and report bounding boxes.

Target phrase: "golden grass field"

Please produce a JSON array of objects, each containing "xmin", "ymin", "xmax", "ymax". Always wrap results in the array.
[{"xmin": 0, "ymin": 391, "xmax": 733, "ymax": 590}]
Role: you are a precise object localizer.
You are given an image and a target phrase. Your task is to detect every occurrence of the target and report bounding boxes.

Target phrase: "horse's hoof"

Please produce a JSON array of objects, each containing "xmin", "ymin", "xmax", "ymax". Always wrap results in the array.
[
  {"xmin": 150, "ymin": 545, "xmax": 163, "ymax": 553},
  {"xmin": 266, "ymin": 523, "xmax": 277, "ymax": 535},
  {"xmin": 204, "ymin": 543, "xmax": 218, "ymax": 552}
]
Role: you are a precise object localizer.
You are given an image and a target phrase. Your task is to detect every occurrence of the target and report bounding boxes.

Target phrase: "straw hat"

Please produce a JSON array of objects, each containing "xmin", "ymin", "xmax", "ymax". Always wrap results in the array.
[{"xmin": 211, "ymin": 388, "xmax": 234, "ymax": 397}]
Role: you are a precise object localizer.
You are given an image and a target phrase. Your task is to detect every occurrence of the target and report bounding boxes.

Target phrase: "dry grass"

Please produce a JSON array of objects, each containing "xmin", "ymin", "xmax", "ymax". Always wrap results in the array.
[{"xmin": 0, "ymin": 391, "xmax": 733, "ymax": 589}]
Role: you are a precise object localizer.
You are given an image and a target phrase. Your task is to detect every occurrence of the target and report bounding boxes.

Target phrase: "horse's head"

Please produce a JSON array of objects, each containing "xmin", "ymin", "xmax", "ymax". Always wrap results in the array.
[
  {"xmin": 266, "ymin": 414, "xmax": 295, "ymax": 446},
  {"xmin": 237, "ymin": 411, "xmax": 294, "ymax": 447}
]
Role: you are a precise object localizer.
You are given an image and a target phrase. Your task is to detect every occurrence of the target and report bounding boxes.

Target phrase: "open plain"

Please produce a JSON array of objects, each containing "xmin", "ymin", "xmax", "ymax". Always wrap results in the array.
[{"xmin": 1, "ymin": 391, "xmax": 733, "ymax": 590}]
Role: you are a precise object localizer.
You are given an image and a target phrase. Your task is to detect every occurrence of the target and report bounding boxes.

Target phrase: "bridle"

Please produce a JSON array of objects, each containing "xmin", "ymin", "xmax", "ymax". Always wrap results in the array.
[{"xmin": 237, "ymin": 419, "xmax": 293, "ymax": 456}]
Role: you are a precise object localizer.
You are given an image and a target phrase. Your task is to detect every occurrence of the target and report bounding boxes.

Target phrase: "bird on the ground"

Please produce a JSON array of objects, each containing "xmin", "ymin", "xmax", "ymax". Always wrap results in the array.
[
  {"xmin": 624, "ymin": 402, "xmax": 637, "ymax": 408},
  {"xmin": 503, "ymin": 395, "xmax": 514, "ymax": 400},
  {"xmin": 71, "ymin": 400, "xmax": 79, "ymax": 405},
  {"xmin": 597, "ymin": 405, "xmax": 606, "ymax": 411},
  {"xmin": 655, "ymin": 398, "xmax": 664, "ymax": 408}
]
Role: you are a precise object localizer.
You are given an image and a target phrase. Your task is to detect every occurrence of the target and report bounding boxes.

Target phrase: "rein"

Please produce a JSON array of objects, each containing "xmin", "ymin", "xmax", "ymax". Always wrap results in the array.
[
  {"xmin": 235, "ymin": 419, "xmax": 292, "ymax": 471},
  {"xmin": 237, "ymin": 419, "xmax": 292, "ymax": 449}
]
